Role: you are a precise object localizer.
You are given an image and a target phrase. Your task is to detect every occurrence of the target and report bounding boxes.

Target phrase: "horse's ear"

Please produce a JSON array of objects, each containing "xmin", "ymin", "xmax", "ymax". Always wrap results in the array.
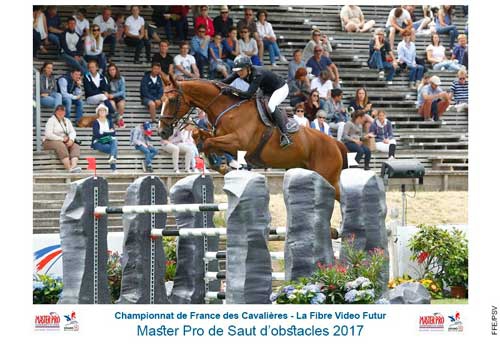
[{"xmin": 169, "ymin": 73, "xmax": 178, "ymax": 89}]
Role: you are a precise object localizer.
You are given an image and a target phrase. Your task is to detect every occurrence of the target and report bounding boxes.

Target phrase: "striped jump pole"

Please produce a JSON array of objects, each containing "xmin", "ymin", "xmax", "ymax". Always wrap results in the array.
[
  {"xmin": 204, "ymin": 251, "xmax": 284, "ymax": 261},
  {"xmin": 205, "ymin": 271, "xmax": 285, "ymax": 281},
  {"xmin": 151, "ymin": 226, "xmax": 287, "ymax": 237},
  {"xmin": 94, "ymin": 203, "xmax": 227, "ymax": 216}
]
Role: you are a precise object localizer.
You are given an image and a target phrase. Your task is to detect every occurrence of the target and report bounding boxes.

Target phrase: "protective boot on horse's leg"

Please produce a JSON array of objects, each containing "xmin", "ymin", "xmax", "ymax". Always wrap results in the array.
[{"xmin": 272, "ymin": 107, "xmax": 292, "ymax": 148}]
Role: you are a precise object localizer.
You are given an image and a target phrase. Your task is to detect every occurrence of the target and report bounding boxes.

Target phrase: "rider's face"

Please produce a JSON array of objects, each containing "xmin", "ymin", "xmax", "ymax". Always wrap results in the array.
[{"xmin": 237, "ymin": 68, "xmax": 249, "ymax": 78}]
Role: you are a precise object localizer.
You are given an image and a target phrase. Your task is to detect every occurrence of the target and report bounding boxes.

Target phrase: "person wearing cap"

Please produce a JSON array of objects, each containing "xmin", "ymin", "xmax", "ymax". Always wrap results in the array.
[
  {"xmin": 43, "ymin": 104, "xmax": 82, "ymax": 173},
  {"xmin": 140, "ymin": 63, "xmax": 164, "ymax": 122},
  {"xmin": 342, "ymin": 110, "xmax": 372, "ymax": 170},
  {"xmin": 369, "ymin": 109, "xmax": 396, "ymax": 159},
  {"xmin": 131, "ymin": 121, "xmax": 158, "ymax": 173},
  {"xmin": 368, "ymin": 29, "xmax": 397, "ymax": 83},
  {"xmin": 214, "ymin": 5, "xmax": 233, "ymax": 38},
  {"xmin": 310, "ymin": 110, "xmax": 332, "ymax": 136},
  {"xmin": 417, "ymin": 75, "xmax": 451, "ymax": 121},
  {"xmin": 221, "ymin": 55, "xmax": 292, "ymax": 148},
  {"xmin": 91, "ymin": 104, "xmax": 118, "ymax": 172},
  {"xmin": 397, "ymin": 30, "xmax": 424, "ymax": 89}
]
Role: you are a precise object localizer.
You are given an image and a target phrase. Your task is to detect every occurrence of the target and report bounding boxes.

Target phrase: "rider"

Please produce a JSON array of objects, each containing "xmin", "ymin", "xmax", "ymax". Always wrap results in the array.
[{"xmin": 221, "ymin": 55, "xmax": 292, "ymax": 148}]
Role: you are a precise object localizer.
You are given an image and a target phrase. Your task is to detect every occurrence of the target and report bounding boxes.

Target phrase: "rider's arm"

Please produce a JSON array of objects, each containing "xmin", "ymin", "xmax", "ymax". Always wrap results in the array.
[
  {"xmin": 221, "ymin": 72, "xmax": 238, "ymax": 85},
  {"xmin": 233, "ymin": 73, "xmax": 263, "ymax": 99}
]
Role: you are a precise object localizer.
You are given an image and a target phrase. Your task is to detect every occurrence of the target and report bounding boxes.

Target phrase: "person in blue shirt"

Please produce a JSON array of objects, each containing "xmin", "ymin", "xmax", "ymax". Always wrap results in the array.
[
  {"xmin": 305, "ymin": 45, "xmax": 341, "ymax": 86},
  {"xmin": 191, "ymin": 24, "xmax": 211, "ymax": 76},
  {"xmin": 140, "ymin": 63, "xmax": 164, "ymax": 122}
]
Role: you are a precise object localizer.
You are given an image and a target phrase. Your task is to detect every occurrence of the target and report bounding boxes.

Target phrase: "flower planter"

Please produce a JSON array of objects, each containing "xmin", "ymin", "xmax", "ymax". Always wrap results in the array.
[{"xmin": 449, "ymin": 286, "xmax": 467, "ymax": 299}]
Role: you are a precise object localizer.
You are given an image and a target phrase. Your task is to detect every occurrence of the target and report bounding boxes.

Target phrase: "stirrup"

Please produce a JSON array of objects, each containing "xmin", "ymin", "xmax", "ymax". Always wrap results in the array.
[{"xmin": 280, "ymin": 134, "xmax": 292, "ymax": 148}]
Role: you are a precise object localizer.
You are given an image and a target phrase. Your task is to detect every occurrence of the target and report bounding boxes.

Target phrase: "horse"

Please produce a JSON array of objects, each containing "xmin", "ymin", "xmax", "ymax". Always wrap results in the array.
[{"xmin": 158, "ymin": 77, "xmax": 348, "ymax": 201}]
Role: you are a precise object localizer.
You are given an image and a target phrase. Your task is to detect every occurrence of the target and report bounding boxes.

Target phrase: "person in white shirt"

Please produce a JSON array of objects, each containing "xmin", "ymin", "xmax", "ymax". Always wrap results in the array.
[
  {"xmin": 340, "ymin": 5, "xmax": 375, "ymax": 33},
  {"xmin": 84, "ymin": 25, "xmax": 107, "ymax": 72},
  {"xmin": 256, "ymin": 9, "xmax": 287, "ymax": 67},
  {"xmin": 385, "ymin": 7, "xmax": 414, "ymax": 50},
  {"xmin": 174, "ymin": 41, "xmax": 200, "ymax": 79},
  {"xmin": 310, "ymin": 70, "xmax": 334, "ymax": 103},
  {"xmin": 74, "ymin": 8, "xmax": 89, "ymax": 38},
  {"xmin": 124, "ymin": 5, "xmax": 151, "ymax": 64},
  {"xmin": 292, "ymin": 103, "xmax": 310, "ymax": 127},
  {"xmin": 93, "ymin": 7, "xmax": 117, "ymax": 56}
]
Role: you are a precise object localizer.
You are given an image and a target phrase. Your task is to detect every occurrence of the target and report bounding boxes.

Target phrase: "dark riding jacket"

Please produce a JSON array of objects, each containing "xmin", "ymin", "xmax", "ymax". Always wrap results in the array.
[{"xmin": 222, "ymin": 66, "xmax": 286, "ymax": 98}]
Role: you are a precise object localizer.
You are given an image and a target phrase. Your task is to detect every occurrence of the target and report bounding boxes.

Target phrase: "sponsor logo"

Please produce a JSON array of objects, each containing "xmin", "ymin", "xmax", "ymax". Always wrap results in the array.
[
  {"xmin": 63, "ymin": 311, "xmax": 79, "ymax": 332},
  {"xmin": 448, "ymin": 312, "xmax": 463, "ymax": 332},
  {"xmin": 419, "ymin": 313, "xmax": 445, "ymax": 331},
  {"xmin": 34, "ymin": 312, "xmax": 60, "ymax": 331}
]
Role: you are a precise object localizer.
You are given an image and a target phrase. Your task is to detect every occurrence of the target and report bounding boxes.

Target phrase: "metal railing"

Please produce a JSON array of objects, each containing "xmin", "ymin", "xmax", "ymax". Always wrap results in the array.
[{"xmin": 33, "ymin": 67, "xmax": 41, "ymax": 152}]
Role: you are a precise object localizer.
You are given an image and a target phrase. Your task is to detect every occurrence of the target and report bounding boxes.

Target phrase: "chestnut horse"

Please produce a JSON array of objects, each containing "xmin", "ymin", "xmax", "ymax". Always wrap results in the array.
[{"xmin": 159, "ymin": 78, "xmax": 347, "ymax": 201}]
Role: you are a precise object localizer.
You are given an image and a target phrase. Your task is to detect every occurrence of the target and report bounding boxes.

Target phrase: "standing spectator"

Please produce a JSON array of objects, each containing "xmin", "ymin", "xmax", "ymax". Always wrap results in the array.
[
  {"xmin": 174, "ymin": 41, "xmax": 201, "ymax": 79},
  {"xmin": 195, "ymin": 5, "xmax": 215, "ymax": 37},
  {"xmin": 304, "ymin": 89, "xmax": 321, "ymax": 122},
  {"xmin": 237, "ymin": 8, "xmax": 264, "ymax": 63},
  {"xmin": 449, "ymin": 69, "xmax": 468, "ymax": 112},
  {"xmin": 160, "ymin": 123, "xmax": 195, "ymax": 173},
  {"xmin": 310, "ymin": 110, "xmax": 332, "ymax": 135},
  {"xmin": 61, "ymin": 17, "xmax": 88, "ymax": 74},
  {"xmin": 214, "ymin": 5, "xmax": 233, "ymax": 37},
  {"xmin": 426, "ymin": 33, "xmax": 462, "ymax": 71},
  {"xmin": 238, "ymin": 26, "xmax": 261, "ymax": 66},
  {"xmin": 39, "ymin": 62, "xmax": 62, "ymax": 110},
  {"xmin": 152, "ymin": 40, "xmax": 175, "ymax": 82},
  {"xmin": 452, "ymin": 34, "xmax": 468, "ymax": 67},
  {"xmin": 349, "ymin": 87, "xmax": 374, "ymax": 133},
  {"xmin": 340, "ymin": 5, "xmax": 375, "ymax": 33},
  {"xmin": 84, "ymin": 25, "xmax": 107, "ymax": 72},
  {"xmin": 306, "ymin": 45, "xmax": 341, "ymax": 85},
  {"xmin": 222, "ymin": 26, "xmax": 239, "ymax": 67},
  {"xmin": 209, "ymin": 33, "xmax": 230, "ymax": 78},
  {"xmin": 45, "ymin": 6, "xmax": 63, "ymax": 51},
  {"xmin": 385, "ymin": 6, "xmax": 414, "ymax": 50},
  {"xmin": 131, "ymin": 122, "xmax": 157, "ymax": 173},
  {"xmin": 417, "ymin": 75, "xmax": 451, "ymax": 121},
  {"xmin": 33, "ymin": 6, "xmax": 48, "ymax": 55},
  {"xmin": 293, "ymin": 103, "xmax": 310, "ymax": 127},
  {"xmin": 74, "ymin": 8, "xmax": 89, "ymax": 38},
  {"xmin": 256, "ymin": 9, "xmax": 287, "ymax": 67},
  {"xmin": 191, "ymin": 24, "xmax": 211, "ymax": 76},
  {"xmin": 368, "ymin": 29, "xmax": 397, "ymax": 84},
  {"xmin": 91, "ymin": 104, "xmax": 118, "ymax": 172},
  {"xmin": 140, "ymin": 63, "xmax": 164, "ymax": 122},
  {"xmin": 124, "ymin": 6, "xmax": 151, "ymax": 64},
  {"xmin": 43, "ymin": 104, "xmax": 81, "ymax": 173},
  {"xmin": 324, "ymin": 88, "xmax": 348, "ymax": 140},
  {"xmin": 84, "ymin": 60, "xmax": 115, "ymax": 119},
  {"xmin": 288, "ymin": 67, "xmax": 311, "ymax": 107},
  {"xmin": 435, "ymin": 5, "xmax": 458, "ymax": 50},
  {"xmin": 93, "ymin": 7, "xmax": 117, "ymax": 57},
  {"xmin": 397, "ymin": 30, "xmax": 424, "ymax": 89},
  {"xmin": 288, "ymin": 49, "xmax": 306, "ymax": 81},
  {"xmin": 310, "ymin": 70, "xmax": 334, "ymax": 105},
  {"xmin": 303, "ymin": 29, "xmax": 333, "ymax": 62},
  {"xmin": 106, "ymin": 62, "xmax": 126, "ymax": 128},
  {"xmin": 342, "ymin": 110, "xmax": 372, "ymax": 170},
  {"xmin": 369, "ymin": 109, "xmax": 396, "ymax": 159},
  {"xmin": 57, "ymin": 69, "xmax": 83, "ymax": 124}
]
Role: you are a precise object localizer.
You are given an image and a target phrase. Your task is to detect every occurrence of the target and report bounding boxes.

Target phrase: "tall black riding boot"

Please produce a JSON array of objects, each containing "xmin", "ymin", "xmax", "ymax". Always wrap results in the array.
[
  {"xmin": 272, "ymin": 108, "xmax": 292, "ymax": 148},
  {"xmin": 388, "ymin": 143, "xmax": 396, "ymax": 158}
]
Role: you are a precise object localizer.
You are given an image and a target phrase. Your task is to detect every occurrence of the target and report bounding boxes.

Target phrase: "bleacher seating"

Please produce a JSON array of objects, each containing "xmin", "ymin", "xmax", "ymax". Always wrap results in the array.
[{"xmin": 33, "ymin": 5, "xmax": 468, "ymax": 233}]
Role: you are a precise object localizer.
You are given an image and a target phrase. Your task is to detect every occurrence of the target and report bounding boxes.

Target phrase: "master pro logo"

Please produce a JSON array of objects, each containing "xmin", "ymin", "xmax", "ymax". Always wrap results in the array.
[
  {"xmin": 419, "ymin": 312, "xmax": 445, "ymax": 331},
  {"xmin": 34, "ymin": 312, "xmax": 60, "ymax": 331}
]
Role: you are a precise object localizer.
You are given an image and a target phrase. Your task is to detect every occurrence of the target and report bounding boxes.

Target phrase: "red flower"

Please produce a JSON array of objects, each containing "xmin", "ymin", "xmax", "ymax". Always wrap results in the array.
[{"xmin": 417, "ymin": 251, "xmax": 429, "ymax": 264}]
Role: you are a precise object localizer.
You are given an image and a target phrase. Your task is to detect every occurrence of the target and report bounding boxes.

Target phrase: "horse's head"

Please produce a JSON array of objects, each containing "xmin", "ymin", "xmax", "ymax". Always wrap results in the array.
[{"xmin": 158, "ymin": 77, "xmax": 192, "ymax": 140}]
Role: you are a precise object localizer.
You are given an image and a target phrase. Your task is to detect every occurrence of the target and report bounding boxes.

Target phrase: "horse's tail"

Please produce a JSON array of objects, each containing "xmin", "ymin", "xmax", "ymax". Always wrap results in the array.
[{"xmin": 336, "ymin": 140, "xmax": 349, "ymax": 170}]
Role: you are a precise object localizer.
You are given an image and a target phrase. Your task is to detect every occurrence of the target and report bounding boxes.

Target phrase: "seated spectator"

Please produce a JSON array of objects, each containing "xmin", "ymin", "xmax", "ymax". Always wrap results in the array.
[
  {"xmin": 84, "ymin": 24, "xmax": 107, "ymax": 72},
  {"xmin": 209, "ymin": 33, "xmax": 230, "ymax": 78},
  {"xmin": 238, "ymin": 26, "xmax": 261, "ymax": 66},
  {"xmin": 342, "ymin": 110, "xmax": 372, "ymax": 170},
  {"xmin": 152, "ymin": 40, "xmax": 175, "ymax": 82},
  {"xmin": 256, "ymin": 9, "xmax": 287, "ymax": 67},
  {"xmin": 303, "ymin": 29, "xmax": 333, "ymax": 62},
  {"xmin": 195, "ymin": 5, "xmax": 215, "ymax": 37},
  {"xmin": 368, "ymin": 29, "xmax": 397, "ymax": 83},
  {"xmin": 435, "ymin": 5, "xmax": 458, "ymax": 50},
  {"xmin": 57, "ymin": 69, "xmax": 83, "ymax": 124},
  {"xmin": 191, "ymin": 24, "xmax": 211, "ymax": 75},
  {"xmin": 324, "ymin": 88, "xmax": 348, "ymax": 140},
  {"xmin": 61, "ymin": 17, "xmax": 88, "ymax": 74},
  {"xmin": 214, "ymin": 5, "xmax": 233, "ymax": 37},
  {"xmin": 130, "ymin": 121, "xmax": 157, "ymax": 173},
  {"xmin": 288, "ymin": 49, "xmax": 306, "ymax": 81},
  {"xmin": 171, "ymin": 6, "xmax": 190, "ymax": 41},
  {"xmin": 45, "ymin": 6, "xmax": 63, "ymax": 51},
  {"xmin": 83, "ymin": 60, "xmax": 115, "ymax": 119},
  {"xmin": 306, "ymin": 45, "xmax": 341, "ymax": 85},
  {"xmin": 452, "ymin": 34, "xmax": 468, "ymax": 66},
  {"xmin": 43, "ymin": 104, "xmax": 81, "ymax": 173},
  {"xmin": 417, "ymin": 75, "xmax": 451, "ymax": 121},
  {"xmin": 222, "ymin": 26, "xmax": 239, "ymax": 67},
  {"xmin": 449, "ymin": 69, "xmax": 468, "ymax": 112},
  {"xmin": 340, "ymin": 5, "xmax": 375, "ymax": 33},
  {"xmin": 304, "ymin": 89, "xmax": 321, "ymax": 122},
  {"xmin": 74, "ymin": 8, "xmax": 89, "ymax": 38},
  {"xmin": 91, "ymin": 104, "xmax": 118, "ymax": 171},
  {"xmin": 237, "ymin": 8, "xmax": 264, "ymax": 63},
  {"xmin": 369, "ymin": 109, "xmax": 396, "ymax": 159},
  {"xmin": 152, "ymin": 6, "xmax": 189, "ymax": 42},
  {"xmin": 181, "ymin": 124, "xmax": 200, "ymax": 172},
  {"xmin": 310, "ymin": 70, "xmax": 334, "ymax": 105},
  {"xmin": 310, "ymin": 110, "xmax": 332, "ymax": 135},
  {"xmin": 397, "ymin": 30, "xmax": 424, "ymax": 89},
  {"xmin": 404, "ymin": 5, "xmax": 434, "ymax": 36},
  {"xmin": 33, "ymin": 6, "xmax": 48, "ymax": 55},
  {"xmin": 39, "ymin": 62, "xmax": 62, "ymax": 110},
  {"xmin": 114, "ymin": 13, "xmax": 125, "ymax": 43},
  {"xmin": 140, "ymin": 63, "xmax": 164, "ymax": 122},
  {"xmin": 348, "ymin": 87, "xmax": 374, "ymax": 132},
  {"xmin": 124, "ymin": 6, "xmax": 151, "ymax": 64},
  {"xmin": 385, "ymin": 6, "xmax": 414, "ymax": 50},
  {"xmin": 288, "ymin": 67, "xmax": 310, "ymax": 107},
  {"xmin": 293, "ymin": 102, "xmax": 310, "ymax": 127},
  {"xmin": 106, "ymin": 62, "xmax": 126, "ymax": 128},
  {"xmin": 174, "ymin": 41, "xmax": 201, "ymax": 79},
  {"xmin": 151, "ymin": 5, "xmax": 174, "ymax": 41},
  {"xmin": 426, "ymin": 33, "xmax": 462, "ymax": 71},
  {"xmin": 93, "ymin": 7, "xmax": 117, "ymax": 57},
  {"xmin": 417, "ymin": 73, "xmax": 432, "ymax": 94}
]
